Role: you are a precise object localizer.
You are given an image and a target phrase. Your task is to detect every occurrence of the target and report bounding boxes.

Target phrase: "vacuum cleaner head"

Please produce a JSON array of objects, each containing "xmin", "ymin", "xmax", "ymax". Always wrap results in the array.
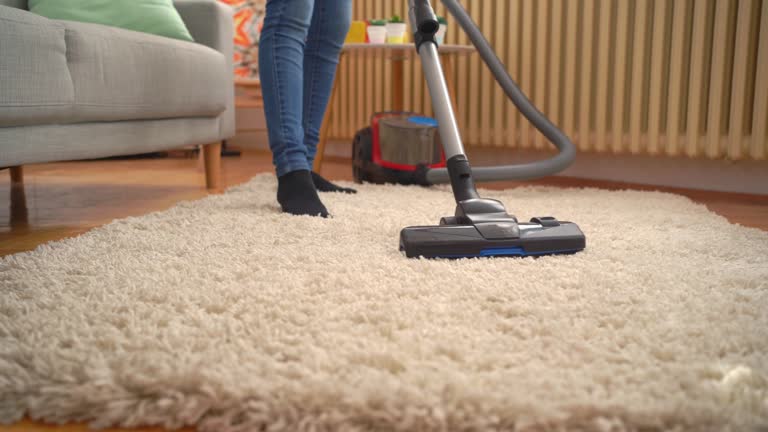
[
  {"xmin": 400, "ymin": 195, "xmax": 586, "ymax": 259},
  {"xmin": 400, "ymin": 218, "xmax": 586, "ymax": 259}
]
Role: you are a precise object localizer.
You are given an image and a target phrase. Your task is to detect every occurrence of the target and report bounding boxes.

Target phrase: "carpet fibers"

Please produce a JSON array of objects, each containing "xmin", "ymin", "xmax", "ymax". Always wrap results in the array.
[{"xmin": 1, "ymin": 174, "xmax": 767, "ymax": 431}]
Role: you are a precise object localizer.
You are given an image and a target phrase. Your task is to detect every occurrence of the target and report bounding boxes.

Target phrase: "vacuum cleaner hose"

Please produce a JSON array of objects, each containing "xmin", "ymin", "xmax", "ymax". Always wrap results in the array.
[{"xmin": 425, "ymin": 0, "xmax": 577, "ymax": 184}]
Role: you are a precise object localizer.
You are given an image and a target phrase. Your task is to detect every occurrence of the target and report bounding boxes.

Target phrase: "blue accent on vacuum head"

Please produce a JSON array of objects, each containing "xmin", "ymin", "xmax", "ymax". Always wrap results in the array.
[
  {"xmin": 479, "ymin": 246, "xmax": 579, "ymax": 257},
  {"xmin": 399, "ymin": 220, "xmax": 586, "ymax": 259},
  {"xmin": 435, "ymin": 247, "xmax": 582, "ymax": 259}
]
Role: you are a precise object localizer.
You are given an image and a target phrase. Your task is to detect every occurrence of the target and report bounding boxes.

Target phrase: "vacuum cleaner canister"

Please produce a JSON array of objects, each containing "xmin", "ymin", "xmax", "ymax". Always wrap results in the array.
[{"xmin": 353, "ymin": 112, "xmax": 445, "ymax": 186}]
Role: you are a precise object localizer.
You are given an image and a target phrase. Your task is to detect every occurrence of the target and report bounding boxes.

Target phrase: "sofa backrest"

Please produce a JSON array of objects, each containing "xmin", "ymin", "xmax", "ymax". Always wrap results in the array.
[{"xmin": 0, "ymin": 0, "xmax": 27, "ymax": 9}]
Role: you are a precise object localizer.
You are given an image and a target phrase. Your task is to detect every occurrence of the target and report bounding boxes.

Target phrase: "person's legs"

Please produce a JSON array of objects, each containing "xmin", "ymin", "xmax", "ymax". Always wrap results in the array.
[
  {"xmin": 302, "ymin": 0, "xmax": 356, "ymax": 193},
  {"xmin": 260, "ymin": 0, "xmax": 314, "ymax": 176},
  {"xmin": 259, "ymin": 0, "xmax": 329, "ymax": 216}
]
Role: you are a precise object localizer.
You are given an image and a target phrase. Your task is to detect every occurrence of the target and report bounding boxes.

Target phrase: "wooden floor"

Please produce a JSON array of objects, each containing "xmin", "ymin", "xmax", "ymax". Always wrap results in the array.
[{"xmin": 1, "ymin": 149, "xmax": 767, "ymax": 431}]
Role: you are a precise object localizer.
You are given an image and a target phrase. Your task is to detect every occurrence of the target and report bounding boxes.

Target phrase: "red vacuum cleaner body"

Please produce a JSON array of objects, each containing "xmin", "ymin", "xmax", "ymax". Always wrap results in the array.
[{"xmin": 352, "ymin": 112, "xmax": 445, "ymax": 185}]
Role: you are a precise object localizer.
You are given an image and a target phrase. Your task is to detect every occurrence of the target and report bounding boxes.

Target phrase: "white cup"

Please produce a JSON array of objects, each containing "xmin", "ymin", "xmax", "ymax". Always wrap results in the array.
[
  {"xmin": 367, "ymin": 26, "xmax": 387, "ymax": 44},
  {"xmin": 385, "ymin": 22, "xmax": 407, "ymax": 43},
  {"xmin": 436, "ymin": 26, "xmax": 447, "ymax": 44}
]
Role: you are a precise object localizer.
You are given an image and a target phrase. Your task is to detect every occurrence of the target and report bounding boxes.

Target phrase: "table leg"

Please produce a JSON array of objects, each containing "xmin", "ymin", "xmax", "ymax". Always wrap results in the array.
[
  {"xmin": 392, "ymin": 58, "xmax": 405, "ymax": 111},
  {"xmin": 313, "ymin": 63, "xmax": 341, "ymax": 173}
]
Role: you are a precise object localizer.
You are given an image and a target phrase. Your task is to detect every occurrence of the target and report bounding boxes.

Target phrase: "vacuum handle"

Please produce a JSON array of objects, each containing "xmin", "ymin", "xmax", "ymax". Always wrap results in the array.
[
  {"xmin": 409, "ymin": 0, "xmax": 440, "ymax": 35},
  {"xmin": 409, "ymin": 0, "xmax": 478, "ymax": 204}
]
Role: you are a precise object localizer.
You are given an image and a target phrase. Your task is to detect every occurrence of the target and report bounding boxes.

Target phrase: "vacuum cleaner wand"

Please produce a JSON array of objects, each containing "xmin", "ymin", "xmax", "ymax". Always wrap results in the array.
[{"xmin": 399, "ymin": 0, "xmax": 586, "ymax": 259}]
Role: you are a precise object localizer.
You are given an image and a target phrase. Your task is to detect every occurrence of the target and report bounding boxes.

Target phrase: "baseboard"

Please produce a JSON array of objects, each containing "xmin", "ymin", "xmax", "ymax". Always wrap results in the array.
[{"xmin": 466, "ymin": 148, "xmax": 768, "ymax": 196}]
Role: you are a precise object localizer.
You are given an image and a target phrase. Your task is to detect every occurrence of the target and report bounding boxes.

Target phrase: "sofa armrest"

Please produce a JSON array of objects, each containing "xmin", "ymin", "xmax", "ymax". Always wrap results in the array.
[{"xmin": 174, "ymin": 0, "xmax": 235, "ymax": 138}]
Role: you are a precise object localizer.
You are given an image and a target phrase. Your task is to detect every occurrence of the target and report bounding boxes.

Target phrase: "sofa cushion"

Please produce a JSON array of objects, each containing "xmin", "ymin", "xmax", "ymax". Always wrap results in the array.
[
  {"xmin": 0, "ymin": 6, "xmax": 75, "ymax": 127},
  {"xmin": 62, "ymin": 20, "xmax": 227, "ymax": 124},
  {"xmin": 0, "ymin": 6, "xmax": 227, "ymax": 127}
]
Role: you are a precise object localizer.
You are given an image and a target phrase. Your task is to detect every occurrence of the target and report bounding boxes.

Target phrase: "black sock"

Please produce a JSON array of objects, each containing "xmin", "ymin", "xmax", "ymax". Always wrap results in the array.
[
  {"xmin": 277, "ymin": 170, "xmax": 329, "ymax": 217},
  {"xmin": 311, "ymin": 172, "xmax": 357, "ymax": 194}
]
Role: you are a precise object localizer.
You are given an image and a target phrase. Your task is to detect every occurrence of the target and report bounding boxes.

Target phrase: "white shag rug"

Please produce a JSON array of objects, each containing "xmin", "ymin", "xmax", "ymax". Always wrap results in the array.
[{"xmin": 1, "ymin": 174, "xmax": 767, "ymax": 432}]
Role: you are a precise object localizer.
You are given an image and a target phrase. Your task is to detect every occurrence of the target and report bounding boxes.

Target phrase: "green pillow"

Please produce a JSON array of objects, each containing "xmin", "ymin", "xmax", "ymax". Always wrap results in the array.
[{"xmin": 29, "ymin": 0, "xmax": 194, "ymax": 42}]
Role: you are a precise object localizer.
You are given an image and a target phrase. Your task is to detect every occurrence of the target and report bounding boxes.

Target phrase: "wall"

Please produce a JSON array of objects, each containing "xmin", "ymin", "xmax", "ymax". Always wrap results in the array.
[{"xmin": 329, "ymin": 0, "xmax": 768, "ymax": 162}]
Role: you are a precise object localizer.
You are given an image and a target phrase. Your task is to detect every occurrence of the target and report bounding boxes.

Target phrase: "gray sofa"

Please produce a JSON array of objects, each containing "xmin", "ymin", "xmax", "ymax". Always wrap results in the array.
[{"xmin": 0, "ymin": 0, "xmax": 235, "ymax": 189}]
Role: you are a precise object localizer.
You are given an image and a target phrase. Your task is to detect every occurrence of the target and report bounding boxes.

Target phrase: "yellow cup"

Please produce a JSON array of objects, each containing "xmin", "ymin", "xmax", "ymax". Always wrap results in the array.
[{"xmin": 345, "ymin": 21, "xmax": 367, "ymax": 43}]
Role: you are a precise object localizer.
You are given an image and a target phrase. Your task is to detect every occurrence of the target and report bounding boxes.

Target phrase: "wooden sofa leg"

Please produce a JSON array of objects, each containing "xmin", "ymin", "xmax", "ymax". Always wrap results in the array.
[
  {"xmin": 8, "ymin": 166, "xmax": 29, "ymax": 229},
  {"xmin": 10, "ymin": 166, "xmax": 23, "ymax": 185},
  {"xmin": 203, "ymin": 142, "xmax": 222, "ymax": 191}
]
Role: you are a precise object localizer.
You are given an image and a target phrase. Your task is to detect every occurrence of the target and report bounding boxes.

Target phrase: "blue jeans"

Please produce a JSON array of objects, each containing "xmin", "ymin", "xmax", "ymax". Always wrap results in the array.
[{"xmin": 259, "ymin": 0, "xmax": 352, "ymax": 176}]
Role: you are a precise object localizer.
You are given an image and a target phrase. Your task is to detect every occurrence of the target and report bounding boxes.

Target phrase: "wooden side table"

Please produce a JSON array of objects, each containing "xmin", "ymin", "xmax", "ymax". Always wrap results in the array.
[{"xmin": 313, "ymin": 43, "xmax": 476, "ymax": 171}]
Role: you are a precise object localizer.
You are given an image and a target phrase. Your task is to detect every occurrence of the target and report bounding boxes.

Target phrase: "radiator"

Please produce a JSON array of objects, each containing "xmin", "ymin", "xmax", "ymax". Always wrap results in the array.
[{"xmin": 329, "ymin": 0, "xmax": 767, "ymax": 161}]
